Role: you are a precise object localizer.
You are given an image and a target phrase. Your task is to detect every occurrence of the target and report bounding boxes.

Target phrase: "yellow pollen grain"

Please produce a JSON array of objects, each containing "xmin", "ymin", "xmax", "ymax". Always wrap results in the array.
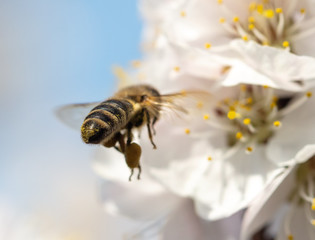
[
  {"xmin": 196, "ymin": 101, "xmax": 204, "ymax": 108},
  {"xmin": 246, "ymin": 146, "xmax": 253, "ymax": 153},
  {"xmin": 219, "ymin": 17, "xmax": 226, "ymax": 23},
  {"xmin": 306, "ymin": 91, "xmax": 313, "ymax": 98},
  {"xmin": 249, "ymin": 2, "xmax": 256, "ymax": 11},
  {"xmin": 227, "ymin": 111, "xmax": 241, "ymax": 120},
  {"xmin": 263, "ymin": 9, "xmax": 275, "ymax": 18},
  {"xmin": 184, "ymin": 128, "xmax": 190, "ymax": 134},
  {"xmin": 243, "ymin": 118, "xmax": 251, "ymax": 125},
  {"xmin": 248, "ymin": 23, "xmax": 255, "ymax": 30},
  {"xmin": 180, "ymin": 11, "xmax": 186, "ymax": 17},
  {"xmin": 236, "ymin": 132, "xmax": 243, "ymax": 140},
  {"xmin": 312, "ymin": 198, "xmax": 315, "ymax": 210},
  {"xmin": 205, "ymin": 42, "xmax": 212, "ymax": 49},
  {"xmin": 257, "ymin": 4, "xmax": 264, "ymax": 14},
  {"xmin": 217, "ymin": 0, "xmax": 223, "ymax": 4},
  {"xmin": 300, "ymin": 8, "xmax": 306, "ymax": 14},
  {"xmin": 276, "ymin": 8, "xmax": 283, "ymax": 13},
  {"xmin": 242, "ymin": 35, "xmax": 249, "ymax": 41},
  {"xmin": 174, "ymin": 66, "xmax": 180, "ymax": 72},
  {"xmin": 233, "ymin": 16, "xmax": 240, "ymax": 22},
  {"xmin": 203, "ymin": 114, "xmax": 210, "ymax": 120},
  {"xmin": 282, "ymin": 41, "xmax": 290, "ymax": 48},
  {"xmin": 287, "ymin": 234, "xmax": 294, "ymax": 240},
  {"xmin": 273, "ymin": 120, "xmax": 282, "ymax": 127},
  {"xmin": 207, "ymin": 156, "xmax": 212, "ymax": 161},
  {"xmin": 248, "ymin": 16, "xmax": 255, "ymax": 23}
]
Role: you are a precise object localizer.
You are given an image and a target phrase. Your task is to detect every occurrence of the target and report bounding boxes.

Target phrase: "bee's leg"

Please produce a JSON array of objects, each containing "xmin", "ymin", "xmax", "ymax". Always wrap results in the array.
[
  {"xmin": 151, "ymin": 117, "xmax": 158, "ymax": 135},
  {"xmin": 137, "ymin": 164, "xmax": 142, "ymax": 180},
  {"xmin": 126, "ymin": 123, "xmax": 133, "ymax": 146},
  {"xmin": 117, "ymin": 132, "xmax": 126, "ymax": 153},
  {"xmin": 144, "ymin": 110, "xmax": 157, "ymax": 149},
  {"xmin": 129, "ymin": 168, "xmax": 134, "ymax": 181}
]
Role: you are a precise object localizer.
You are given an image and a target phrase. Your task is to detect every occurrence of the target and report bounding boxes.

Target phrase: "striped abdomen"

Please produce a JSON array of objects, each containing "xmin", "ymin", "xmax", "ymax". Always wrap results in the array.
[{"xmin": 81, "ymin": 98, "xmax": 134, "ymax": 144}]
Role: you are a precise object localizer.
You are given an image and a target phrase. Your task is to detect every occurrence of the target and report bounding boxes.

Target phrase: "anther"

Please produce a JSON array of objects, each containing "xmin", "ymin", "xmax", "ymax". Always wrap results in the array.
[
  {"xmin": 249, "ymin": 2, "xmax": 256, "ymax": 12},
  {"xmin": 233, "ymin": 16, "xmax": 239, "ymax": 22},
  {"xmin": 300, "ymin": 8, "xmax": 306, "ymax": 14},
  {"xmin": 311, "ymin": 219, "xmax": 315, "ymax": 226},
  {"xmin": 283, "ymin": 40, "xmax": 290, "ymax": 48},
  {"xmin": 287, "ymin": 235, "xmax": 294, "ymax": 240},
  {"xmin": 205, "ymin": 42, "xmax": 212, "ymax": 49},
  {"xmin": 312, "ymin": 198, "xmax": 315, "ymax": 210},
  {"xmin": 306, "ymin": 91, "xmax": 312, "ymax": 98},
  {"xmin": 180, "ymin": 11, "xmax": 186, "ymax": 17},
  {"xmin": 203, "ymin": 114, "xmax": 210, "ymax": 120},
  {"xmin": 248, "ymin": 16, "xmax": 255, "ymax": 23},
  {"xmin": 248, "ymin": 24, "xmax": 255, "ymax": 30},
  {"xmin": 207, "ymin": 156, "xmax": 212, "ymax": 161},
  {"xmin": 173, "ymin": 66, "xmax": 180, "ymax": 72},
  {"xmin": 196, "ymin": 101, "xmax": 204, "ymax": 108},
  {"xmin": 236, "ymin": 132, "xmax": 243, "ymax": 140},
  {"xmin": 245, "ymin": 146, "xmax": 254, "ymax": 154},
  {"xmin": 243, "ymin": 118, "xmax": 251, "ymax": 125},
  {"xmin": 263, "ymin": 9, "xmax": 275, "ymax": 18},
  {"xmin": 227, "ymin": 111, "xmax": 241, "ymax": 120},
  {"xmin": 217, "ymin": 0, "xmax": 223, "ymax": 4},
  {"xmin": 276, "ymin": 8, "xmax": 283, "ymax": 13},
  {"xmin": 219, "ymin": 17, "xmax": 226, "ymax": 23},
  {"xmin": 185, "ymin": 128, "xmax": 190, "ymax": 134},
  {"xmin": 273, "ymin": 120, "xmax": 282, "ymax": 128},
  {"xmin": 257, "ymin": 4, "xmax": 264, "ymax": 14},
  {"xmin": 242, "ymin": 35, "xmax": 249, "ymax": 41}
]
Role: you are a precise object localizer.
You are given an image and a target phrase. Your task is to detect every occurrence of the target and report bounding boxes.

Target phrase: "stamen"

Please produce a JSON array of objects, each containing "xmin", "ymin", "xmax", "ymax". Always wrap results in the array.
[
  {"xmin": 273, "ymin": 120, "xmax": 282, "ymax": 128},
  {"xmin": 203, "ymin": 114, "xmax": 210, "ymax": 120},
  {"xmin": 287, "ymin": 235, "xmax": 294, "ymax": 240},
  {"xmin": 233, "ymin": 16, "xmax": 240, "ymax": 22},
  {"xmin": 263, "ymin": 9, "xmax": 274, "ymax": 18},
  {"xmin": 279, "ymin": 92, "xmax": 311, "ymax": 117},
  {"xmin": 205, "ymin": 42, "xmax": 212, "ymax": 49},
  {"xmin": 282, "ymin": 41, "xmax": 290, "ymax": 48},
  {"xmin": 207, "ymin": 156, "xmax": 212, "ymax": 161},
  {"xmin": 243, "ymin": 118, "xmax": 251, "ymax": 125},
  {"xmin": 300, "ymin": 8, "xmax": 306, "ymax": 14},
  {"xmin": 276, "ymin": 11, "xmax": 285, "ymax": 38},
  {"xmin": 217, "ymin": 0, "xmax": 223, "ymax": 4},
  {"xmin": 242, "ymin": 35, "xmax": 249, "ymax": 41},
  {"xmin": 245, "ymin": 146, "xmax": 254, "ymax": 154},
  {"xmin": 219, "ymin": 17, "xmax": 226, "ymax": 23},
  {"xmin": 173, "ymin": 66, "xmax": 180, "ymax": 72},
  {"xmin": 248, "ymin": 16, "xmax": 255, "ymax": 23},
  {"xmin": 256, "ymin": 4, "xmax": 264, "ymax": 14},
  {"xmin": 236, "ymin": 132, "xmax": 243, "ymax": 140},
  {"xmin": 311, "ymin": 219, "xmax": 315, "ymax": 226},
  {"xmin": 184, "ymin": 128, "xmax": 190, "ymax": 134},
  {"xmin": 276, "ymin": 8, "xmax": 283, "ymax": 13},
  {"xmin": 196, "ymin": 101, "xmax": 204, "ymax": 109},
  {"xmin": 180, "ymin": 11, "xmax": 186, "ymax": 17},
  {"xmin": 312, "ymin": 198, "xmax": 315, "ymax": 210},
  {"xmin": 227, "ymin": 111, "xmax": 241, "ymax": 120},
  {"xmin": 249, "ymin": 2, "xmax": 256, "ymax": 12}
]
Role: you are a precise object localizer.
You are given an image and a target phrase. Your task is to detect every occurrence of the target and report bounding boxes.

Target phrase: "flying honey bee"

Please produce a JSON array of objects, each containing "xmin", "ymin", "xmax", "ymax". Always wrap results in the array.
[{"xmin": 57, "ymin": 84, "xmax": 206, "ymax": 181}]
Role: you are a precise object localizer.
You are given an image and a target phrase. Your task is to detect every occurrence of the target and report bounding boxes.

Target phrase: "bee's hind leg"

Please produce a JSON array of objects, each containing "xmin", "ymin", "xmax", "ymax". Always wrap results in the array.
[
  {"xmin": 129, "ymin": 168, "xmax": 134, "ymax": 181},
  {"xmin": 137, "ymin": 164, "xmax": 142, "ymax": 180},
  {"xmin": 151, "ymin": 117, "xmax": 158, "ymax": 135},
  {"xmin": 144, "ymin": 110, "xmax": 157, "ymax": 149}
]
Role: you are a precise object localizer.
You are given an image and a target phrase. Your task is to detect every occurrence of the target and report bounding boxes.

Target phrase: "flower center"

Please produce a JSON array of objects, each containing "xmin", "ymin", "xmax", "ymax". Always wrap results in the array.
[
  {"xmin": 201, "ymin": 85, "xmax": 312, "ymax": 155},
  {"xmin": 217, "ymin": 0, "xmax": 307, "ymax": 50}
]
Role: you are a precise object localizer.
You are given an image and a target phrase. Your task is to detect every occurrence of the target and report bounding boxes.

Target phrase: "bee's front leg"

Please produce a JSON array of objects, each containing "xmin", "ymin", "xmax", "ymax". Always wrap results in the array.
[{"xmin": 144, "ymin": 110, "xmax": 157, "ymax": 149}]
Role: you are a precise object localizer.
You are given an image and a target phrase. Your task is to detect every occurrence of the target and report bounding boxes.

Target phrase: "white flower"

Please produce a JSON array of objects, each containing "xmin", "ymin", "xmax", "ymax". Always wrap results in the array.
[
  {"xmin": 241, "ymin": 155, "xmax": 315, "ymax": 240},
  {"xmin": 147, "ymin": 0, "xmax": 315, "ymax": 90}
]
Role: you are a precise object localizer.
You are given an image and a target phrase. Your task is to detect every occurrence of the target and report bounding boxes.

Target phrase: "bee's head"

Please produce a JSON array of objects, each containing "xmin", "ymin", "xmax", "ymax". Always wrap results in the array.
[{"xmin": 81, "ymin": 120, "xmax": 105, "ymax": 144}]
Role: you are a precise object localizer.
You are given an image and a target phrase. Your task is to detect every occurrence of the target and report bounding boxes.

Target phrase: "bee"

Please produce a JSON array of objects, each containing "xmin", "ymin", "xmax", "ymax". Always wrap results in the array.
[{"xmin": 57, "ymin": 84, "xmax": 202, "ymax": 181}]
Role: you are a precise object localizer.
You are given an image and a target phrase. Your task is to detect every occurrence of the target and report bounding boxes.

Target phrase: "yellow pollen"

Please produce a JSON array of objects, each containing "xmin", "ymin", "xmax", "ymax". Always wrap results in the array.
[
  {"xmin": 282, "ymin": 41, "xmax": 290, "ymax": 48},
  {"xmin": 246, "ymin": 97, "xmax": 253, "ymax": 104},
  {"xmin": 242, "ymin": 35, "xmax": 249, "ymax": 41},
  {"xmin": 236, "ymin": 132, "xmax": 243, "ymax": 140},
  {"xmin": 300, "ymin": 8, "xmax": 306, "ymax": 14},
  {"xmin": 217, "ymin": 0, "xmax": 223, "ymax": 4},
  {"xmin": 257, "ymin": 4, "xmax": 264, "ymax": 14},
  {"xmin": 203, "ymin": 114, "xmax": 210, "ymax": 120},
  {"xmin": 306, "ymin": 91, "xmax": 313, "ymax": 98},
  {"xmin": 263, "ymin": 9, "xmax": 275, "ymax": 18},
  {"xmin": 196, "ymin": 101, "xmax": 204, "ymax": 108},
  {"xmin": 249, "ymin": 2, "xmax": 256, "ymax": 11},
  {"xmin": 174, "ymin": 66, "xmax": 180, "ymax": 72},
  {"xmin": 205, "ymin": 42, "xmax": 212, "ymax": 49},
  {"xmin": 207, "ymin": 156, "xmax": 212, "ymax": 161},
  {"xmin": 240, "ymin": 85, "xmax": 247, "ymax": 92},
  {"xmin": 180, "ymin": 11, "xmax": 186, "ymax": 17},
  {"xmin": 243, "ymin": 118, "xmax": 251, "ymax": 125},
  {"xmin": 273, "ymin": 120, "xmax": 282, "ymax": 127},
  {"xmin": 184, "ymin": 128, "xmax": 190, "ymax": 134},
  {"xmin": 233, "ymin": 16, "xmax": 240, "ymax": 22},
  {"xmin": 276, "ymin": 8, "xmax": 283, "ymax": 13},
  {"xmin": 246, "ymin": 146, "xmax": 253, "ymax": 153},
  {"xmin": 248, "ymin": 23, "xmax": 255, "ymax": 30},
  {"xmin": 227, "ymin": 111, "xmax": 241, "ymax": 120},
  {"xmin": 287, "ymin": 234, "xmax": 294, "ymax": 240},
  {"xmin": 219, "ymin": 17, "xmax": 226, "ymax": 23},
  {"xmin": 263, "ymin": 85, "xmax": 269, "ymax": 88},
  {"xmin": 248, "ymin": 16, "xmax": 255, "ymax": 23},
  {"xmin": 131, "ymin": 60, "xmax": 141, "ymax": 68},
  {"xmin": 312, "ymin": 198, "xmax": 315, "ymax": 210}
]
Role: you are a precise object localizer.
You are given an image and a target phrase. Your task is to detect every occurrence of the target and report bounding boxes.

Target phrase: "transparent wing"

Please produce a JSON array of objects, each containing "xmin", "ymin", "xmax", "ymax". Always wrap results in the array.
[
  {"xmin": 145, "ymin": 90, "xmax": 212, "ymax": 120},
  {"xmin": 55, "ymin": 102, "xmax": 100, "ymax": 131}
]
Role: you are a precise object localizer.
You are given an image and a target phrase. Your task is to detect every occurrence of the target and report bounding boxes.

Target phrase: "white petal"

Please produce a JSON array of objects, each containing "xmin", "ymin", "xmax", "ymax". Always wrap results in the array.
[
  {"xmin": 230, "ymin": 40, "xmax": 315, "ymax": 88},
  {"xmin": 266, "ymin": 92, "xmax": 315, "ymax": 166},
  {"xmin": 193, "ymin": 147, "xmax": 283, "ymax": 220},
  {"xmin": 240, "ymin": 166, "xmax": 295, "ymax": 240}
]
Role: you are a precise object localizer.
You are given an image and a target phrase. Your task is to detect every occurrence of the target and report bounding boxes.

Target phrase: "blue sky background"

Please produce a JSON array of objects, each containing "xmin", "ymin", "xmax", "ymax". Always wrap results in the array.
[{"xmin": 0, "ymin": 0, "xmax": 143, "ymax": 238}]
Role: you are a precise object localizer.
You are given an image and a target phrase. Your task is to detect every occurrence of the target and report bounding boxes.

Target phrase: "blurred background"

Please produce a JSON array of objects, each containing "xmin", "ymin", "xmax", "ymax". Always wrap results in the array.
[{"xmin": 0, "ymin": 0, "xmax": 142, "ymax": 238}]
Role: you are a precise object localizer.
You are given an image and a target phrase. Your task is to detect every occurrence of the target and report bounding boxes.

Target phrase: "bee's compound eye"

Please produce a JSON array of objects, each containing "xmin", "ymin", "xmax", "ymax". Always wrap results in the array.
[
  {"xmin": 140, "ymin": 95, "xmax": 147, "ymax": 102},
  {"xmin": 125, "ymin": 143, "xmax": 142, "ymax": 168},
  {"xmin": 81, "ymin": 120, "xmax": 105, "ymax": 144}
]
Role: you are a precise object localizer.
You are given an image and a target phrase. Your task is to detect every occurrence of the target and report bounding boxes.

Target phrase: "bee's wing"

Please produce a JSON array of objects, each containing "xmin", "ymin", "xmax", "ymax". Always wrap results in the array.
[
  {"xmin": 55, "ymin": 102, "xmax": 100, "ymax": 131},
  {"xmin": 146, "ymin": 90, "xmax": 212, "ymax": 119}
]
